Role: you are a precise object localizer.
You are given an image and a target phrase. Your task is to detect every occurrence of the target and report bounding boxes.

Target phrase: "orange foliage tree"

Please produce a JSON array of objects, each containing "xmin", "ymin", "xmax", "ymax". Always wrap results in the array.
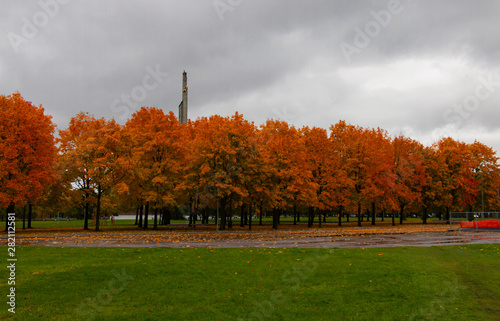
[
  {"xmin": 302, "ymin": 126, "xmax": 349, "ymax": 227},
  {"xmin": 469, "ymin": 141, "xmax": 500, "ymax": 212},
  {"xmin": 258, "ymin": 120, "xmax": 314, "ymax": 229},
  {"xmin": 434, "ymin": 137, "xmax": 478, "ymax": 220},
  {"xmin": 391, "ymin": 136, "xmax": 426, "ymax": 225},
  {"xmin": 0, "ymin": 93, "xmax": 57, "ymax": 230},
  {"xmin": 180, "ymin": 113, "xmax": 259, "ymax": 230},
  {"xmin": 420, "ymin": 146, "xmax": 449, "ymax": 223},
  {"xmin": 58, "ymin": 113, "xmax": 128, "ymax": 231},
  {"xmin": 123, "ymin": 108, "xmax": 182, "ymax": 229}
]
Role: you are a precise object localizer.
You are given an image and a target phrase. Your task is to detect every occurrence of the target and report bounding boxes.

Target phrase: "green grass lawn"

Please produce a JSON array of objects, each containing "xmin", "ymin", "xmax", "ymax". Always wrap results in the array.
[{"xmin": 1, "ymin": 245, "xmax": 499, "ymax": 320}]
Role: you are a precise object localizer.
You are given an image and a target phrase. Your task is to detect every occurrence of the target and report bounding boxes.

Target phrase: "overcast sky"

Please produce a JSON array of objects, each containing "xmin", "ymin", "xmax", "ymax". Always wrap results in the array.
[{"xmin": 2, "ymin": 0, "xmax": 500, "ymax": 153}]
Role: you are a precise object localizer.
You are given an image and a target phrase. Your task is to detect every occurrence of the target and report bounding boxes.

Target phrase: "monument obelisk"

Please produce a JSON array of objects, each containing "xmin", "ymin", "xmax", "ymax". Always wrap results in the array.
[{"xmin": 178, "ymin": 71, "xmax": 188, "ymax": 124}]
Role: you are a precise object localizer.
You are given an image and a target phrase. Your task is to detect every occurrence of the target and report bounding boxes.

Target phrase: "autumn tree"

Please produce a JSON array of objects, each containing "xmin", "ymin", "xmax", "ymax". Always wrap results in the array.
[
  {"xmin": 469, "ymin": 141, "xmax": 500, "ymax": 212},
  {"xmin": 420, "ymin": 146, "xmax": 449, "ymax": 223},
  {"xmin": 123, "ymin": 108, "xmax": 182, "ymax": 229},
  {"xmin": 360, "ymin": 128, "xmax": 395, "ymax": 225},
  {"xmin": 391, "ymin": 136, "xmax": 426, "ymax": 225},
  {"xmin": 329, "ymin": 122, "xmax": 394, "ymax": 226},
  {"xmin": 257, "ymin": 120, "xmax": 314, "ymax": 229},
  {"xmin": 0, "ymin": 93, "xmax": 57, "ymax": 230},
  {"xmin": 180, "ymin": 113, "xmax": 258, "ymax": 230},
  {"xmin": 434, "ymin": 137, "xmax": 478, "ymax": 220},
  {"xmin": 36, "ymin": 153, "xmax": 75, "ymax": 223},
  {"xmin": 58, "ymin": 113, "xmax": 128, "ymax": 231},
  {"xmin": 301, "ymin": 126, "xmax": 349, "ymax": 227}
]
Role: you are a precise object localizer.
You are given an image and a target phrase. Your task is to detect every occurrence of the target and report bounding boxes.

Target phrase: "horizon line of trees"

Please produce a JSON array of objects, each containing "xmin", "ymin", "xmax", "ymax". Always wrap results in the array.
[{"xmin": 2, "ymin": 92, "xmax": 500, "ymax": 231}]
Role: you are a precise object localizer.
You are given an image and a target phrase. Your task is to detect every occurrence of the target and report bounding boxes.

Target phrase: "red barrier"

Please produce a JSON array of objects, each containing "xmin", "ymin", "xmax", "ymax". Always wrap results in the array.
[{"xmin": 460, "ymin": 219, "xmax": 500, "ymax": 228}]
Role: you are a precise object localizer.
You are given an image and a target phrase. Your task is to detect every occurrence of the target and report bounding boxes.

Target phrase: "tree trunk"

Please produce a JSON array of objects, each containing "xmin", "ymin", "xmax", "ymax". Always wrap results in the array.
[
  {"xmin": 144, "ymin": 202, "xmax": 149, "ymax": 229},
  {"xmin": 83, "ymin": 178, "xmax": 90, "ymax": 230},
  {"xmin": 259, "ymin": 203, "xmax": 263, "ymax": 226},
  {"xmin": 193, "ymin": 199, "xmax": 198, "ymax": 225},
  {"xmin": 293, "ymin": 204, "xmax": 297, "ymax": 225},
  {"xmin": 357, "ymin": 203, "xmax": 362, "ymax": 227},
  {"xmin": 422, "ymin": 207, "xmax": 428, "ymax": 224},
  {"xmin": 381, "ymin": 209, "xmax": 385, "ymax": 222},
  {"xmin": 138, "ymin": 204, "xmax": 143, "ymax": 228},
  {"xmin": 95, "ymin": 186, "xmax": 101, "ymax": 232},
  {"xmin": 153, "ymin": 207, "xmax": 158, "ymax": 230},
  {"xmin": 338, "ymin": 206, "xmax": 342, "ymax": 226},
  {"xmin": 248, "ymin": 204, "xmax": 252, "ymax": 231},
  {"xmin": 399, "ymin": 204, "xmax": 405, "ymax": 225},
  {"xmin": 220, "ymin": 198, "xmax": 226, "ymax": 230},
  {"xmin": 308, "ymin": 207, "xmax": 314, "ymax": 227},
  {"xmin": 240, "ymin": 205, "xmax": 245, "ymax": 227},
  {"xmin": 318, "ymin": 210, "xmax": 322, "ymax": 228},
  {"xmin": 272, "ymin": 209, "xmax": 279, "ymax": 230},
  {"xmin": 228, "ymin": 199, "xmax": 233, "ymax": 229},
  {"xmin": 166, "ymin": 208, "xmax": 171, "ymax": 225},
  {"xmin": 371, "ymin": 202, "xmax": 376, "ymax": 226},
  {"xmin": 83, "ymin": 192, "xmax": 90, "ymax": 230},
  {"xmin": 392, "ymin": 211, "xmax": 395, "ymax": 226},
  {"xmin": 134, "ymin": 205, "xmax": 139, "ymax": 225},
  {"xmin": 188, "ymin": 200, "xmax": 193, "ymax": 227},
  {"xmin": 22, "ymin": 205, "xmax": 26, "ymax": 229},
  {"xmin": 27, "ymin": 203, "xmax": 33, "ymax": 228}
]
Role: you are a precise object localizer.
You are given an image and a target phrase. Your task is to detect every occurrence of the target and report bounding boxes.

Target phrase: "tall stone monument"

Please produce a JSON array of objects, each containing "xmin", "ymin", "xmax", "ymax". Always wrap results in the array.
[{"xmin": 178, "ymin": 71, "xmax": 188, "ymax": 124}]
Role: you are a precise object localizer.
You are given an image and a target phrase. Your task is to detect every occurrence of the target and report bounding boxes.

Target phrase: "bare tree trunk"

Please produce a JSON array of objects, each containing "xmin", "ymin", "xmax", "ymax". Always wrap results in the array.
[
  {"xmin": 95, "ymin": 185, "xmax": 101, "ymax": 232},
  {"xmin": 240, "ymin": 205, "xmax": 245, "ymax": 227},
  {"xmin": 138, "ymin": 204, "xmax": 143, "ymax": 228},
  {"xmin": 248, "ymin": 204, "xmax": 252, "ymax": 231},
  {"xmin": 83, "ymin": 192, "xmax": 90, "ymax": 230},
  {"xmin": 144, "ymin": 202, "xmax": 149, "ymax": 229},
  {"xmin": 153, "ymin": 207, "xmax": 158, "ymax": 230},
  {"xmin": 357, "ymin": 203, "xmax": 362, "ymax": 227},
  {"xmin": 220, "ymin": 198, "xmax": 227, "ymax": 230},
  {"xmin": 27, "ymin": 203, "xmax": 33, "ymax": 228},
  {"xmin": 259, "ymin": 202, "xmax": 263, "ymax": 226},
  {"xmin": 228, "ymin": 199, "xmax": 233, "ymax": 229},
  {"xmin": 371, "ymin": 202, "xmax": 376, "ymax": 226},
  {"xmin": 22, "ymin": 205, "xmax": 26, "ymax": 229},
  {"xmin": 272, "ymin": 209, "xmax": 279, "ymax": 229}
]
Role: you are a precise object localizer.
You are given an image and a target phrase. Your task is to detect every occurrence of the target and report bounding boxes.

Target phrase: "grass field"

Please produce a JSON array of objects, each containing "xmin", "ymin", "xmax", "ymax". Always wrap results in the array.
[{"xmin": 1, "ymin": 245, "xmax": 499, "ymax": 320}]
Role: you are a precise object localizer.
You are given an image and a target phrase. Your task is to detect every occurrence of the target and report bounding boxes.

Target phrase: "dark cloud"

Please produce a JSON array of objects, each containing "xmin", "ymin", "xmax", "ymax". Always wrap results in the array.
[{"xmin": 1, "ymin": 0, "xmax": 499, "ymax": 151}]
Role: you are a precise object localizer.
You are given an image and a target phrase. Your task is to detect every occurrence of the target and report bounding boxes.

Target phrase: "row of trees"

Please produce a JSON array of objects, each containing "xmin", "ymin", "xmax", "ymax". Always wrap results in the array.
[{"xmin": 2, "ymin": 93, "xmax": 500, "ymax": 231}]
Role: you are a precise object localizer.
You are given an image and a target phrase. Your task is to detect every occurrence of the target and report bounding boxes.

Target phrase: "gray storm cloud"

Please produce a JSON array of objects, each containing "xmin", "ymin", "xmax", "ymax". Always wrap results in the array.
[{"xmin": 1, "ymin": 0, "xmax": 499, "ymax": 151}]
